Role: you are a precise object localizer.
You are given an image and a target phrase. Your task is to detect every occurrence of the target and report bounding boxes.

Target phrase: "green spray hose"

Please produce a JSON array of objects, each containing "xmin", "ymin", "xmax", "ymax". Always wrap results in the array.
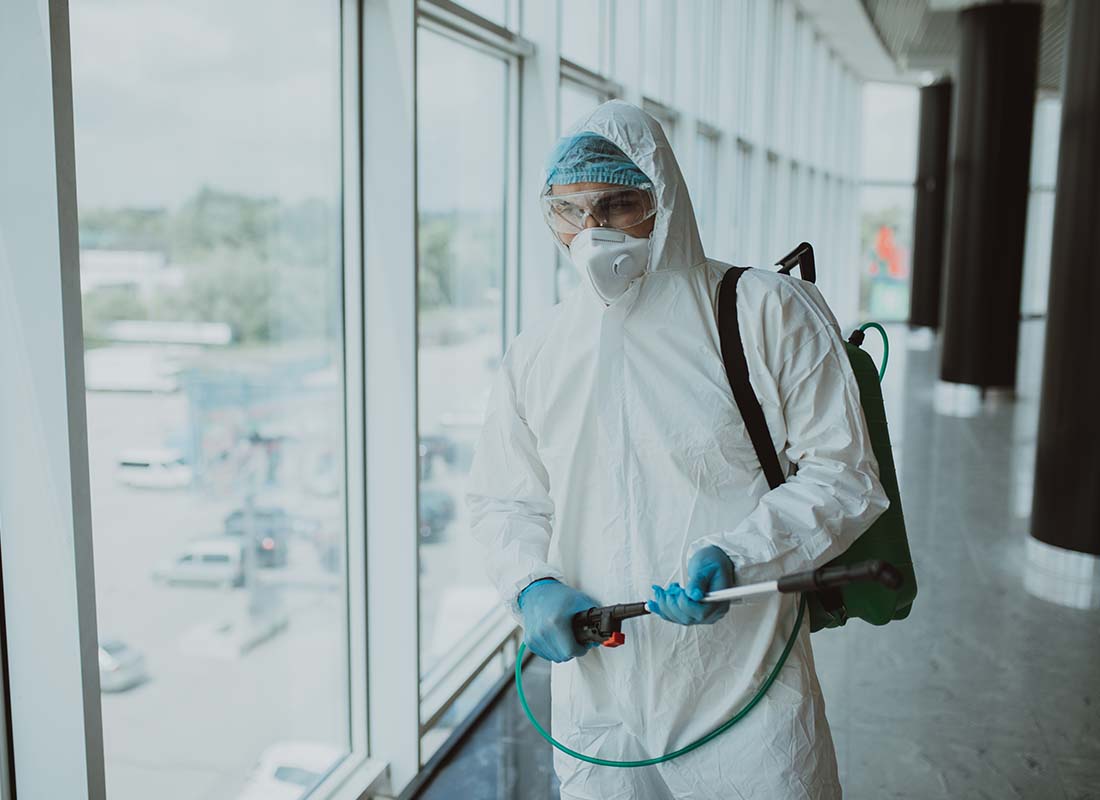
[
  {"xmin": 514, "ymin": 323, "xmax": 888, "ymax": 768},
  {"xmin": 516, "ymin": 595, "xmax": 805, "ymax": 768},
  {"xmin": 858, "ymin": 322, "xmax": 889, "ymax": 382}
]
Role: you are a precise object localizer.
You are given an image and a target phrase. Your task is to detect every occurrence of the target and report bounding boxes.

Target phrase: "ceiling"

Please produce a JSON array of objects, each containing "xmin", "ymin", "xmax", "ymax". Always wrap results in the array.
[{"xmin": 797, "ymin": 0, "xmax": 1067, "ymax": 92}]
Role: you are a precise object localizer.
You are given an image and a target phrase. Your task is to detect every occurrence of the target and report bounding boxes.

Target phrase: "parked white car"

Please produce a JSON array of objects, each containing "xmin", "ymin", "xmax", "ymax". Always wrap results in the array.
[
  {"xmin": 152, "ymin": 538, "xmax": 244, "ymax": 587},
  {"xmin": 98, "ymin": 638, "xmax": 147, "ymax": 692},
  {"xmin": 236, "ymin": 741, "xmax": 342, "ymax": 800},
  {"xmin": 116, "ymin": 448, "xmax": 192, "ymax": 489}
]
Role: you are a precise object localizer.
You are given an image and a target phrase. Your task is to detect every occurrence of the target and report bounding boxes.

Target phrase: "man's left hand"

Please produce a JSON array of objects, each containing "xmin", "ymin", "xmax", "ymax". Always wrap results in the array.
[{"xmin": 647, "ymin": 545, "xmax": 735, "ymax": 625}]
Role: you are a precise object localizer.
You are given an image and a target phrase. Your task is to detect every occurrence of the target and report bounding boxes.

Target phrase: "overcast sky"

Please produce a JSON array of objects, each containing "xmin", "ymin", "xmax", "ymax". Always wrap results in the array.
[
  {"xmin": 861, "ymin": 83, "xmax": 919, "ymax": 183},
  {"xmin": 70, "ymin": 0, "xmax": 925, "ymax": 215},
  {"xmin": 71, "ymin": 0, "xmax": 342, "ymax": 210},
  {"xmin": 71, "ymin": 0, "xmax": 508, "ymax": 215}
]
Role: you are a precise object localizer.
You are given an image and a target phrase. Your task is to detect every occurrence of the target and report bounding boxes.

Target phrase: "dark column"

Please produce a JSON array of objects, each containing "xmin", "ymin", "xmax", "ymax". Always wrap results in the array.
[
  {"xmin": 939, "ymin": 3, "xmax": 1040, "ymax": 390},
  {"xmin": 909, "ymin": 81, "xmax": 953, "ymax": 330},
  {"xmin": 1031, "ymin": 0, "xmax": 1100, "ymax": 560}
]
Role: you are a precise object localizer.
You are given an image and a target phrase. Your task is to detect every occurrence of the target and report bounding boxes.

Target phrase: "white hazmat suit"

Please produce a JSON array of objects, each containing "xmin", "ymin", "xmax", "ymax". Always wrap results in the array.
[{"xmin": 467, "ymin": 100, "xmax": 888, "ymax": 799}]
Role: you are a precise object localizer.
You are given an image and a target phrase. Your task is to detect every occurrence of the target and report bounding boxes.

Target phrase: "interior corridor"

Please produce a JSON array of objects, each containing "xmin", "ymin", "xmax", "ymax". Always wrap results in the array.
[{"xmin": 416, "ymin": 319, "xmax": 1100, "ymax": 800}]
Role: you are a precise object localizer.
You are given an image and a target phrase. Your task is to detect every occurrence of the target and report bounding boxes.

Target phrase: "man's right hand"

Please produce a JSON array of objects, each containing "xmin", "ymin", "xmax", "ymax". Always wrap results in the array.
[{"xmin": 518, "ymin": 579, "xmax": 600, "ymax": 663}]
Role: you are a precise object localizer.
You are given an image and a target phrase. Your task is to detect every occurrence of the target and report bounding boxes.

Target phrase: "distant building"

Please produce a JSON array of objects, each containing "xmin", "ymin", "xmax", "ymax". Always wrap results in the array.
[{"xmin": 79, "ymin": 249, "xmax": 183, "ymax": 299}]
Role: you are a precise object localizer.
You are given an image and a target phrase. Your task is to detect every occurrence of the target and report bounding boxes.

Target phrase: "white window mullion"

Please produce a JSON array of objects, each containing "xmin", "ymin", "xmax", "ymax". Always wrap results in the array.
[
  {"xmin": 308, "ymin": 2, "xmax": 390, "ymax": 798},
  {"xmin": 517, "ymin": 0, "xmax": 561, "ymax": 328},
  {"xmin": 362, "ymin": 0, "xmax": 421, "ymax": 792},
  {"xmin": 0, "ymin": 2, "xmax": 105, "ymax": 798}
]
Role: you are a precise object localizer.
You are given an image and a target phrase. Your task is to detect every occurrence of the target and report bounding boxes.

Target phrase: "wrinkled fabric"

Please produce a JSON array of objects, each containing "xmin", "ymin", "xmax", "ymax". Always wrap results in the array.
[{"xmin": 467, "ymin": 100, "xmax": 889, "ymax": 799}]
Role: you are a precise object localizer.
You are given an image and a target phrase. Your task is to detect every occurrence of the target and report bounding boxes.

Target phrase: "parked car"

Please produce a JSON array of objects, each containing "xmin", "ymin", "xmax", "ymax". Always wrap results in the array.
[
  {"xmin": 152, "ymin": 538, "xmax": 244, "ymax": 587},
  {"xmin": 305, "ymin": 452, "xmax": 340, "ymax": 497},
  {"xmin": 419, "ymin": 488, "xmax": 455, "ymax": 544},
  {"xmin": 224, "ymin": 506, "xmax": 290, "ymax": 537},
  {"xmin": 236, "ymin": 741, "xmax": 342, "ymax": 800},
  {"xmin": 98, "ymin": 638, "xmax": 147, "ymax": 692},
  {"xmin": 419, "ymin": 434, "xmax": 458, "ymax": 475},
  {"xmin": 223, "ymin": 507, "xmax": 290, "ymax": 568},
  {"xmin": 116, "ymin": 448, "xmax": 192, "ymax": 489}
]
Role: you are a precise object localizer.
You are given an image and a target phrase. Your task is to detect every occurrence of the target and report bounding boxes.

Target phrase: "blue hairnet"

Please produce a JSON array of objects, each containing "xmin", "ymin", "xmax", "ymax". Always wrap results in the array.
[{"xmin": 544, "ymin": 133, "xmax": 651, "ymax": 188}]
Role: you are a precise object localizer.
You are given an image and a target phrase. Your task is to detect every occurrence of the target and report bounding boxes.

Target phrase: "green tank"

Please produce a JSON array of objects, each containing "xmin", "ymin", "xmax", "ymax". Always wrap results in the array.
[{"xmin": 808, "ymin": 337, "xmax": 917, "ymax": 631}]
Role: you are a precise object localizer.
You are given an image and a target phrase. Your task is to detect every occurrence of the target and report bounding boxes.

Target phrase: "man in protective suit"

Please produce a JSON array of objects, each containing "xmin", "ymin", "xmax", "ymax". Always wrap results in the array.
[{"xmin": 467, "ymin": 100, "xmax": 888, "ymax": 800}]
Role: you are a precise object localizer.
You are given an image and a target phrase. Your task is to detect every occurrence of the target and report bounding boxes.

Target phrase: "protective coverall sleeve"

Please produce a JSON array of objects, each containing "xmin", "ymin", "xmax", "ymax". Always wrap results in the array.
[
  {"xmin": 691, "ymin": 279, "xmax": 890, "ymax": 584},
  {"xmin": 467, "ymin": 353, "xmax": 564, "ymax": 616}
]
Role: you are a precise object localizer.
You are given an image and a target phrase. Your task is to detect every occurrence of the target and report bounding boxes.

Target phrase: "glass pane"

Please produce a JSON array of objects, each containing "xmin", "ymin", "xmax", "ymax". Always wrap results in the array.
[
  {"xmin": 416, "ymin": 29, "xmax": 507, "ymax": 688},
  {"xmin": 861, "ymin": 82, "xmax": 920, "ymax": 183},
  {"xmin": 555, "ymin": 81, "xmax": 605, "ymax": 296},
  {"xmin": 763, "ymin": 157, "xmax": 778, "ymax": 256},
  {"xmin": 789, "ymin": 164, "xmax": 805, "ymax": 243},
  {"xmin": 457, "ymin": 0, "xmax": 508, "ymax": 27},
  {"xmin": 732, "ymin": 145, "xmax": 753, "ymax": 265},
  {"xmin": 642, "ymin": 0, "xmax": 664, "ymax": 97},
  {"xmin": 1021, "ymin": 190, "xmax": 1055, "ymax": 316},
  {"xmin": 70, "ymin": 1, "xmax": 349, "ymax": 798},
  {"xmin": 560, "ymin": 81, "xmax": 603, "ymax": 134},
  {"xmin": 561, "ymin": 0, "xmax": 603, "ymax": 73},
  {"xmin": 1029, "ymin": 98, "xmax": 1062, "ymax": 188},
  {"xmin": 859, "ymin": 186, "xmax": 915, "ymax": 321},
  {"xmin": 693, "ymin": 134, "xmax": 719, "ymax": 253}
]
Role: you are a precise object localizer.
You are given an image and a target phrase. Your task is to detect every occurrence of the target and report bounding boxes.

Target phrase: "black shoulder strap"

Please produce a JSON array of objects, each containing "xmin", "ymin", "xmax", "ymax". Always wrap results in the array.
[{"xmin": 717, "ymin": 267, "xmax": 786, "ymax": 491}]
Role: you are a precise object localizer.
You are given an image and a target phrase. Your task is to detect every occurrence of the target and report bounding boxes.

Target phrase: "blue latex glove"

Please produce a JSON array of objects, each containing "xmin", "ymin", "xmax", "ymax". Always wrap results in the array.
[
  {"xmin": 518, "ymin": 578, "xmax": 600, "ymax": 663},
  {"xmin": 647, "ymin": 546, "xmax": 735, "ymax": 625}
]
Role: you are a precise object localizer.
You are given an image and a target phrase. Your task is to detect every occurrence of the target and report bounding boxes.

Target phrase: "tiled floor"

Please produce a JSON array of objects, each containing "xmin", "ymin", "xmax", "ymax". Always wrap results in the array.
[{"xmin": 416, "ymin": 320, "xmax": 1100, "ymax": 800}]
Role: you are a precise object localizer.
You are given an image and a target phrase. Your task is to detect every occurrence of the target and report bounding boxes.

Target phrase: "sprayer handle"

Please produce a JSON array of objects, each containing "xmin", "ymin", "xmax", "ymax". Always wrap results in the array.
[{"xmin": 776, "ymin": 560, "xmax": 903, "ymax": 594}]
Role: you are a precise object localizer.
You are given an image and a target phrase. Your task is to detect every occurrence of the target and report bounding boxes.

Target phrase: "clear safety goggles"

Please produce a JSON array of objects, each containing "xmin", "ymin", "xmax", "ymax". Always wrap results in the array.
[{"xmin": 540, "ymin": 185, "xmax": 657, "ymax": 237}]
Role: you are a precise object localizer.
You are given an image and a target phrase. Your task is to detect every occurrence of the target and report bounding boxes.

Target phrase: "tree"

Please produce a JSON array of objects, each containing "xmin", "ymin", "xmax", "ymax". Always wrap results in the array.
[
  {"xmin": 154, "ymin": 249, "xmax": 276, "ymax": 343},
  {"xmin": 81, "ymin": 285, "xmax": 149, "ymax": 344}
]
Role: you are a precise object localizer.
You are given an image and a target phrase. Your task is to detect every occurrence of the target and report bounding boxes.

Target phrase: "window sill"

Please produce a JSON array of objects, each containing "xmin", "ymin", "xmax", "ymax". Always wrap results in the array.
[{"xmin": 313, "ymin": 755, "xmax": 389, "ymax": 800}]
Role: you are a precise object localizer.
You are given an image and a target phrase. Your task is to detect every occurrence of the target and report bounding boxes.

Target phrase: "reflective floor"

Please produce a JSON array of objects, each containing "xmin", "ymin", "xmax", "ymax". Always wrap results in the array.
[{"xmin": 416, "ymin": 320, "xmax": 1100, "ymax": 800}]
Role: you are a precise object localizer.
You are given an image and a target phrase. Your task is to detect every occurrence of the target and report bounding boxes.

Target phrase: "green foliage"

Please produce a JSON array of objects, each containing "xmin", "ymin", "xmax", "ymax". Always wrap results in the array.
[
  {"xmin": 153, "ymin": 249, "xmax": 276, "ymax": 342},
  {"xmin": 80, "ymin": 207, "xmax": 169, "ymax": 251},
  {"xmin": 79, "ymin": 187, "xmax": 503, "ymax": 345},
  {"xmin": 79, "ymin": 186, "xmax": 339, "ymax": 344},
  {"xmin": 81, "ymin": 285, "xmax": 149, "ymax": 344},
  {"xmin": 170, "ymin": 188, "xmax": 279, "ymax": 261},
  {"xmin": 79, "ymin": 186, "xmax": 337, "ymax": 270},
  {"xmin": 148, "ymin": 250, "xmax": 332, "ymax": 344},
  {"xmin": 418, "ymin": 210, "xmax": 503, "ymax": 312},
  {"xmin": 419, "ymin": 215, "xmax": 457, "ymax": 308}
]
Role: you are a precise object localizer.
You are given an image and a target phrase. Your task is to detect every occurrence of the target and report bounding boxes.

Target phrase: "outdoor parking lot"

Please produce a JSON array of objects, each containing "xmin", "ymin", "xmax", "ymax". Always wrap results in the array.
[{"xmin": 88, "ymin": 332, "xmax": 497, "ymax": 799}]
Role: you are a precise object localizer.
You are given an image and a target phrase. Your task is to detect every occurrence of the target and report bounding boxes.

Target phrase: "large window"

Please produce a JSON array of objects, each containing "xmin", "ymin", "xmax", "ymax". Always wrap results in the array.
[
  {"xmin": 693, "ymin": 129, "xmax": 721, "ymax": 253},
  {"xmin": 70, "ymin": 1, "xmax": 349, "ymax": 798},
  {"xmin": 859, "ymin": 82, "xmax": 919, "ymax": 321},
  {"xmin": 415, "ymin": 25, "xmax": 510, "ymax": 751},
  {"xmin": 7, "ymin": 1, "xmax": 871, "ymax": 796},
  {"xmin": 555, "ymin": 80, "xmax": 608, "ymax": 300},
  {"xmin": 731, "ymin": 142, "xmax": 755, "ymax": 265},
  {"xmin": 859, "ymin": 186, "xmax": 915, "ymax": 321},
  {"xmin": 1021, "ymin": 96, "xmax": 1061, "ymax": 317},
  {"xmin": 560, "ymin": 80, "xmax": 605, "ymax": 132},
  {"xmin": 642, "ymin": 0, "xmax": 676, "ymax": 101},
  {"xmin": 560, "ymin": 0, "xmax": 606, "ymax": 73}
]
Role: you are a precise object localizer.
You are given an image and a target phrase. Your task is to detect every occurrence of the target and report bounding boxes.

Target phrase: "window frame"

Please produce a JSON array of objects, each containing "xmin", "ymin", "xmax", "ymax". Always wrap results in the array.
[{"xmin": 411, "ymin": 0, "xmax": 532, "ymax": 771}]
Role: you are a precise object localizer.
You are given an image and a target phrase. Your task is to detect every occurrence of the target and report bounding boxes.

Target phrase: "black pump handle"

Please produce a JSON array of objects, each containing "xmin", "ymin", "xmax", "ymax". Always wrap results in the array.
[
  {"xmin": 776, "ymin": 560, "xmax": 903, "ymax": 594},
  {"xmin": 776, "ymin": 241, "xmax": 816, "ymax": 284}
]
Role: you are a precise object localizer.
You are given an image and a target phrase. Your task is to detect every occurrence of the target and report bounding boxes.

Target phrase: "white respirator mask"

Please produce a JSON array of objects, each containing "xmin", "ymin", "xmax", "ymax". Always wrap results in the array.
[{"xmin": 568, "ymin": 227, "xmax": 651, "ymax": 304}]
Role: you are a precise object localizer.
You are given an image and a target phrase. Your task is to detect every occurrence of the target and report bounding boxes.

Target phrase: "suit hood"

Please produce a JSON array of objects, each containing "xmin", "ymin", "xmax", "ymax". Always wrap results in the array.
[{"xmin": 554, "ymin": 100, "xmax": 707, "ymax": 274}]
